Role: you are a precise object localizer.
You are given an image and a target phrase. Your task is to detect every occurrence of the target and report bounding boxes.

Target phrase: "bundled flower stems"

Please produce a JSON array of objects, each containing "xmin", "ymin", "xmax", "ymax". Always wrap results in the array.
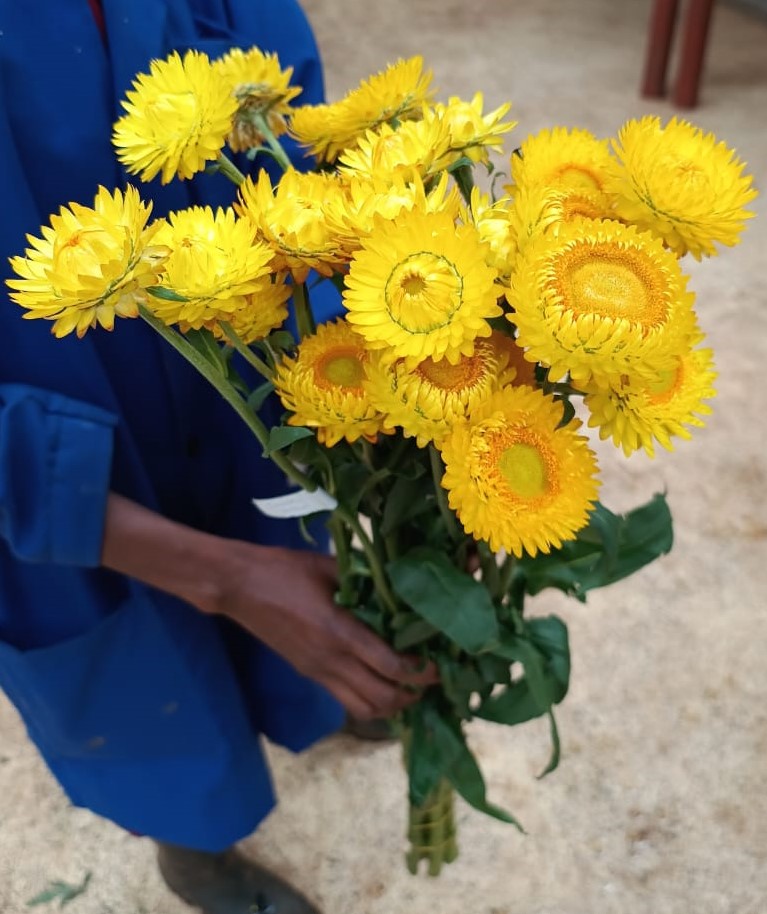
[{"xmin": 8, "ymin": 48, "xmax": 756, "ymax": 874}]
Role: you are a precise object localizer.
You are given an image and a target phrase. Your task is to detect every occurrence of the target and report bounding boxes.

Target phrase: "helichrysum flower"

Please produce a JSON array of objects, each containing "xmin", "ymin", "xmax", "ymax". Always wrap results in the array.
[
  {"xmin": 364, "ymin": 335, "xmax": 515, "ymax": 447},
  {"xmin": 275, "ymin": 319, "xmax": 386, "ymax": 446},
  {"xmin": 487, "ymin": 330, "xmax": 538, "ymax": 388},
  {"xmin": 344, "ymin": 209, "xmax": 502, "ymax": 366},
  {"xmin": 432, "ymin": 93, "xmax": 515, "ymax": 164},
  {"xmin": 608, "ymin": 116, "xmax": 757, "ymax": 259},
  {"xmin": 508, "ymin": 183, "xmax": 616, "ymax": 265},
  {"xmin": 214, "ymin": 46, "xmax": 302, "ymax": 153},
  {"xmin": 338, "ymin": 114, "xmax": 456, "ymax": 184},
  {"xmin": 236, "ymin": 169, "xmax": 346, "ymax": 282},
  {"xmin": 214, "ymin": 278, "xmax": 291, "ymax": 345},
  {"xmin": 510, "ymin": 126, "xmax": 617, "ymax": 195},
  {"xmin": 509, "ymin": 219, "xmax": 697, "ymax": 385},
  {"xmin": 583, "ymin": 344, "xmax": 716, "ymax": 457},
  {"xmin": 466, "ymin": 188, "xmax": 517, "ymax": 278},
  {"xmin": 150, "ymin": 206, "xmax": 279, "ymax": 329},
  {"xmin": 113, "ymin": 50, "xmax": 237, "ymax": 184},
  {"xmin": 7, "ymin": 186, "xmax": 163, "ymax": 338},
  {"xmin": 326, "ymin": 172, "xmax": 461, "ymax": 260},
  {"xmin": 290, "ymin": 56, "xmax": 434, "ymax": 163},
  {"xmin": 440, "ymin": 385, "xmax": 600, "ymax": 556}
]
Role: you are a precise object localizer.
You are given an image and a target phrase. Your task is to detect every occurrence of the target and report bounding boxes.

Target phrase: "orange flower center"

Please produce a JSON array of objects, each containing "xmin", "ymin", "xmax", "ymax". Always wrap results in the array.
[
  {"xmin": 553, "ymin": 242, "xmax": 668, "ymax": 330},
  {"xmin": 416, "ymin": 350, "xmax": 486, "ymax": 391}
]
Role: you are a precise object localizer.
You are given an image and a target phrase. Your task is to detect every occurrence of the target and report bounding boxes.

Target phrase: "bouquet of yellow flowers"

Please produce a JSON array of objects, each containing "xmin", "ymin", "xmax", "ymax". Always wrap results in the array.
[{"xmin": 8, "ymin": 48, "xmax": 756, "ymax": 875}]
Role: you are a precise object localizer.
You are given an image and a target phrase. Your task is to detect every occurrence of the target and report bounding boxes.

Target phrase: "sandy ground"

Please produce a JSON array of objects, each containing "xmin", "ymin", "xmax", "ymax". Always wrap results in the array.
[{"xmin": 1, "ymin": 1, "xmax": 766, "ymax": 912}]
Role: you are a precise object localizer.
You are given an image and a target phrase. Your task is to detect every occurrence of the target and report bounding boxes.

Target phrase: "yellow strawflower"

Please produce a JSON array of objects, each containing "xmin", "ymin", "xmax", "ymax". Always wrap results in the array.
[
  {"xmin": 7, "ymin": 186, "xmax": 163, "ymax": 338},
  {"xmin": 326, "ymin": 172, "xmax": 461, "ymax": 260},
  {"xmin": 344, "ymin": 209, "xmax": 502, "ymax": 366},
  {"xmin": 338, "ymin": 114, "xmax": 456, "ymax": 184},
  {"xmin": 150, "ymin": 206, "xmax": 279, "ymax": 329},
  {"xmin": 510, "ymin": 126, "xmax": 617, "ymax": 194},
  {"xmin": 113, "ymin": 50, "xmax": 237, "ymax": 184},
  {"xmin": 583, "ymin": 344, "xmax": 716, "ymax": 457},
  {"xmin": 509, "ymin": 219, "xmax": 697, "ymax": 385},
  {"xmin": 440, "ymin": 386, "xmax": 600, "ymax": 557},
  {"xmin": 214, "ymin": 46, "xmax": 302, "ymax": 152},
  {"xmin": 364, "ymin": 335, "xmax": 515, "ymax": 448},
  {"xmin": 466, "ymin": 188, "xmax": 517, "ymax": 278},
  {"xmin": 275, "ymin": 319, "xmax": 386, "ymax": 446},
  {"xmin": 432, "ymin": 93, "xmax": 515, "ymax": 165},
  {"xmin": 236, "ymin": 169, "xmax": 346, "ymax": 282},
  {"xmin": 608, "ymin": 116, "xmax": 757, "ymax": 259},
  {"xmin": 508, "ymin": 183, "xmax": 616, "ymax": 266},
  {"xmin": 213, "ymin": 278, "xmax": 291, "ymax": 345},
  {"xmin": 290, "ymin": 57, "xmax": 434, "ymax": 163}
]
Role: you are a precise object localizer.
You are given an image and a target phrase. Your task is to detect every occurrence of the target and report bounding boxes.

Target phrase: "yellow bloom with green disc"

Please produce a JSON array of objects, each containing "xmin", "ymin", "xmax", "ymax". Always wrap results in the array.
[
  {"xmin": 583, "ymin": 344, "xmax": 716, "ymax": 457},
  {"xmin": 236, "ymin": 169, "xmax": 346, "ymax": 282},
  {"xmin": 326, "ymin": 172, "xmax": 461, "ymax": 260},
  {"xmin": 510, "ymin": 126, "xmax": 617, "ymax": 195},
  {"xmin": 112, "ymin": 50, "xmax": 237, "ymax": 184},
  {"xmin": 214, "ymin": 46, "xmax": 302, "ymax": 153},
  {"xmin": 338, "ymin": 114, "xmax": 456, "ymax": 184},
  {"xmin": 344, "ymin": 209, "xmax": 502, "ymax": 366},
  {"xmin": 150, "ymin": 206, "xmax": 278, "ymax": 330},
  {"xmin": 290, "ymin": 56, "xmax": 434, "ymax": 163},
  {"xmin": 7, "ymin": 186, "xmax": 163, "ymax": 338},
  {"xmin": 364, "ymin": 335, "xmax": 515, "ymax": 448},
  {"xmin": 432, "ymin": 92, "xmax": 515, "ymax": 165},
  {"xmin": 608, "ymin": 116, "xmax": 757, "ymax": 259},
  {"xmin": 275, "ymin": 319, "xmax": 386, "ymax": 447},
  {"xmin": 440, "ymin": 385, "xmax": 601, "ymax": 556},
  {"xmin": 509, "ymin": 218, "xmax": 698, "ymax": 385}
]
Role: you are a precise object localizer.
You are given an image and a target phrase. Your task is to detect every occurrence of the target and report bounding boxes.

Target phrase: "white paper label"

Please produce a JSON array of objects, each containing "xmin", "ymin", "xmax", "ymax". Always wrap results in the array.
[{"xmin": 252, "ymin": 487, "xmax": 338, "ymax": 519}]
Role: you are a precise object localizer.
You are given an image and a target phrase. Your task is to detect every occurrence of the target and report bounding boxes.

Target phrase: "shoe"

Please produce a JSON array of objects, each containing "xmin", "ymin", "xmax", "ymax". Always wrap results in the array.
[
  {"xmin": 341, "ymin": 715, "xmax": 395, "ymax": 741},
  {"xmin": 156, "ymin": 842, "xmax": 321, "ymax": 914}
]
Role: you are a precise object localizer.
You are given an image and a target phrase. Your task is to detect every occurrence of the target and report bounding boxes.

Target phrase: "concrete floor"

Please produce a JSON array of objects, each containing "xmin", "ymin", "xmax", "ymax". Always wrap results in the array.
[{"xmin": 1, "ymin": 1, "xmax": 766, "ymax": 912}]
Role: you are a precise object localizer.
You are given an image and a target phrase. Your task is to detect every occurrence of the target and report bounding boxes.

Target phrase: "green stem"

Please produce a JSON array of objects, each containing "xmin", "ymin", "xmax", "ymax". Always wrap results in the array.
[
  {"xmin": 139, "ymin": 304, "xmax": 314, "ymax": 492},
  {"xmin": 428, "ymin": 446, "xmax": 461, "ymax": 543},
  {"xmin": 253, "ymin": 113, "xmax": 293, "ymax": 173},
  {"xmin": 477, "ymin": 541, "xmax": 501, "ymax": 600},
  {"xmin": 327, "ymin": 514, "xmax": 355, "ymax": 607},
  {"xmin": 216, "ymin": 152, "xmax": 246, "ymax": 186},
  {"xmin": 336, "ymin": 507, "xmax": 398, "ymax": 616},
  {"xmin": 292, "ymin": 282, "xmax": 316, "ymax": 340},
  {"xmin": 497, "ymin": 552, "xmax": 517, "ymax": 600},
  {"xmin": 219, "ymin": 322, "xmax": 273, "ymax": 381}
]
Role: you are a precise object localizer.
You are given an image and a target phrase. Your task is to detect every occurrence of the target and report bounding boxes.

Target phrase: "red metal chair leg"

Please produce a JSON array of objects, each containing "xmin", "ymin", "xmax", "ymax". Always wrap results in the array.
[
  {"xmin": 641, "ymin": 0, "xmax": 681, "ymax": 98},
  {"xmin": 673, "ymin": 0, "xmax": 715, "ymax": 107}
]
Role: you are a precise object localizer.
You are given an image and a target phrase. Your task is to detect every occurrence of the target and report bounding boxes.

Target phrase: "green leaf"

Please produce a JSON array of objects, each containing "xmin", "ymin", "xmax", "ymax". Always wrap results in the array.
[
  {"xmin": 475, "ymin": 678, "xmax": 547, "ymax": 726},
  {"xmin": 407, "ymin": 704, "xmax": 456, "ymax": 805},
  {"xmin": 267, "ymin": 330, "xmax": 296, "ymax": 352},
  {"xmin": 526, "ymin": 615, "xmax": 570, "ymax": 702},
  {"xmin": 247, "ymin": 381, "xmax": 275, "ymax": 412},
  {"xmin": 393, "ymin": 617, "xmax": 439, "ymax": 651},
  {"xmin": 27, "ymin": 873, "xmax": 91, "ymax": 908},
  {"xmin": 146, "ymin": 285, "xmax": 188, "ymax": 302},
  {"xmin": 264, "ymin": 425, "xmax": 314, "ymax": 455},
  {"xmin": 387, "ymin": 547, "xmax": 499, "ymax": 653},
  {"xmin": 493, "ymin": 635, "xmax": 556, "ymax": 711},
  {"xmin": 334, "ymin": 462, "xmax": 374, "ymax": 513},
  {"xmin": 380, "ymin": 475, "xmax": 433, "ymax": 536},
  {"xmin": 183, "ymin": 327, "xmax": 228, "ymax": 374},
  {"xmin": 519, "ymin": 495, "xmax": 673, "ymax": 600},
  {"xmin": 537, "ymin": 710, "xmax": 561, "ymax": 779},
  {"xmin": 425, "ymin": 706, "xmax": 524, "ymax": 830}
]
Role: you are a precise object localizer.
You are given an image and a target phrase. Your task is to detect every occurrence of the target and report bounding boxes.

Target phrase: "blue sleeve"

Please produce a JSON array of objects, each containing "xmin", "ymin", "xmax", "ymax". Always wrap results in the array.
[{"xmin": 0, "ymin": 385, "xmax": 117, "ymax": 567}]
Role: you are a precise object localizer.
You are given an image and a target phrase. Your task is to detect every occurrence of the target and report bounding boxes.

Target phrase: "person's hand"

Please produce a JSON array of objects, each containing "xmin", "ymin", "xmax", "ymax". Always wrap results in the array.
[
  {"xmin": 215, "ymin": 542, "xmax": 438, "ymax": 720},
  {"xmin": 101, "ymin": 494, "xmax": 438, "ymax": 721}
]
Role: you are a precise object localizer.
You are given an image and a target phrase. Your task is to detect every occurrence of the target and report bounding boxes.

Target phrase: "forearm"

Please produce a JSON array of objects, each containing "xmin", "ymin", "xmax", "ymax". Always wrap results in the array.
[{"xmin": 100, "ymin": 492, "xmax": 248, "ymax": 615}]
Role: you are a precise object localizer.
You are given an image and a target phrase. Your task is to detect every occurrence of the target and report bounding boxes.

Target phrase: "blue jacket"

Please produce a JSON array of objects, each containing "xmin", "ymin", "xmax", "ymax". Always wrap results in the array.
[{"xmin": 0, "ymin": 0, "xmax": 343, "ymax": 850}]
